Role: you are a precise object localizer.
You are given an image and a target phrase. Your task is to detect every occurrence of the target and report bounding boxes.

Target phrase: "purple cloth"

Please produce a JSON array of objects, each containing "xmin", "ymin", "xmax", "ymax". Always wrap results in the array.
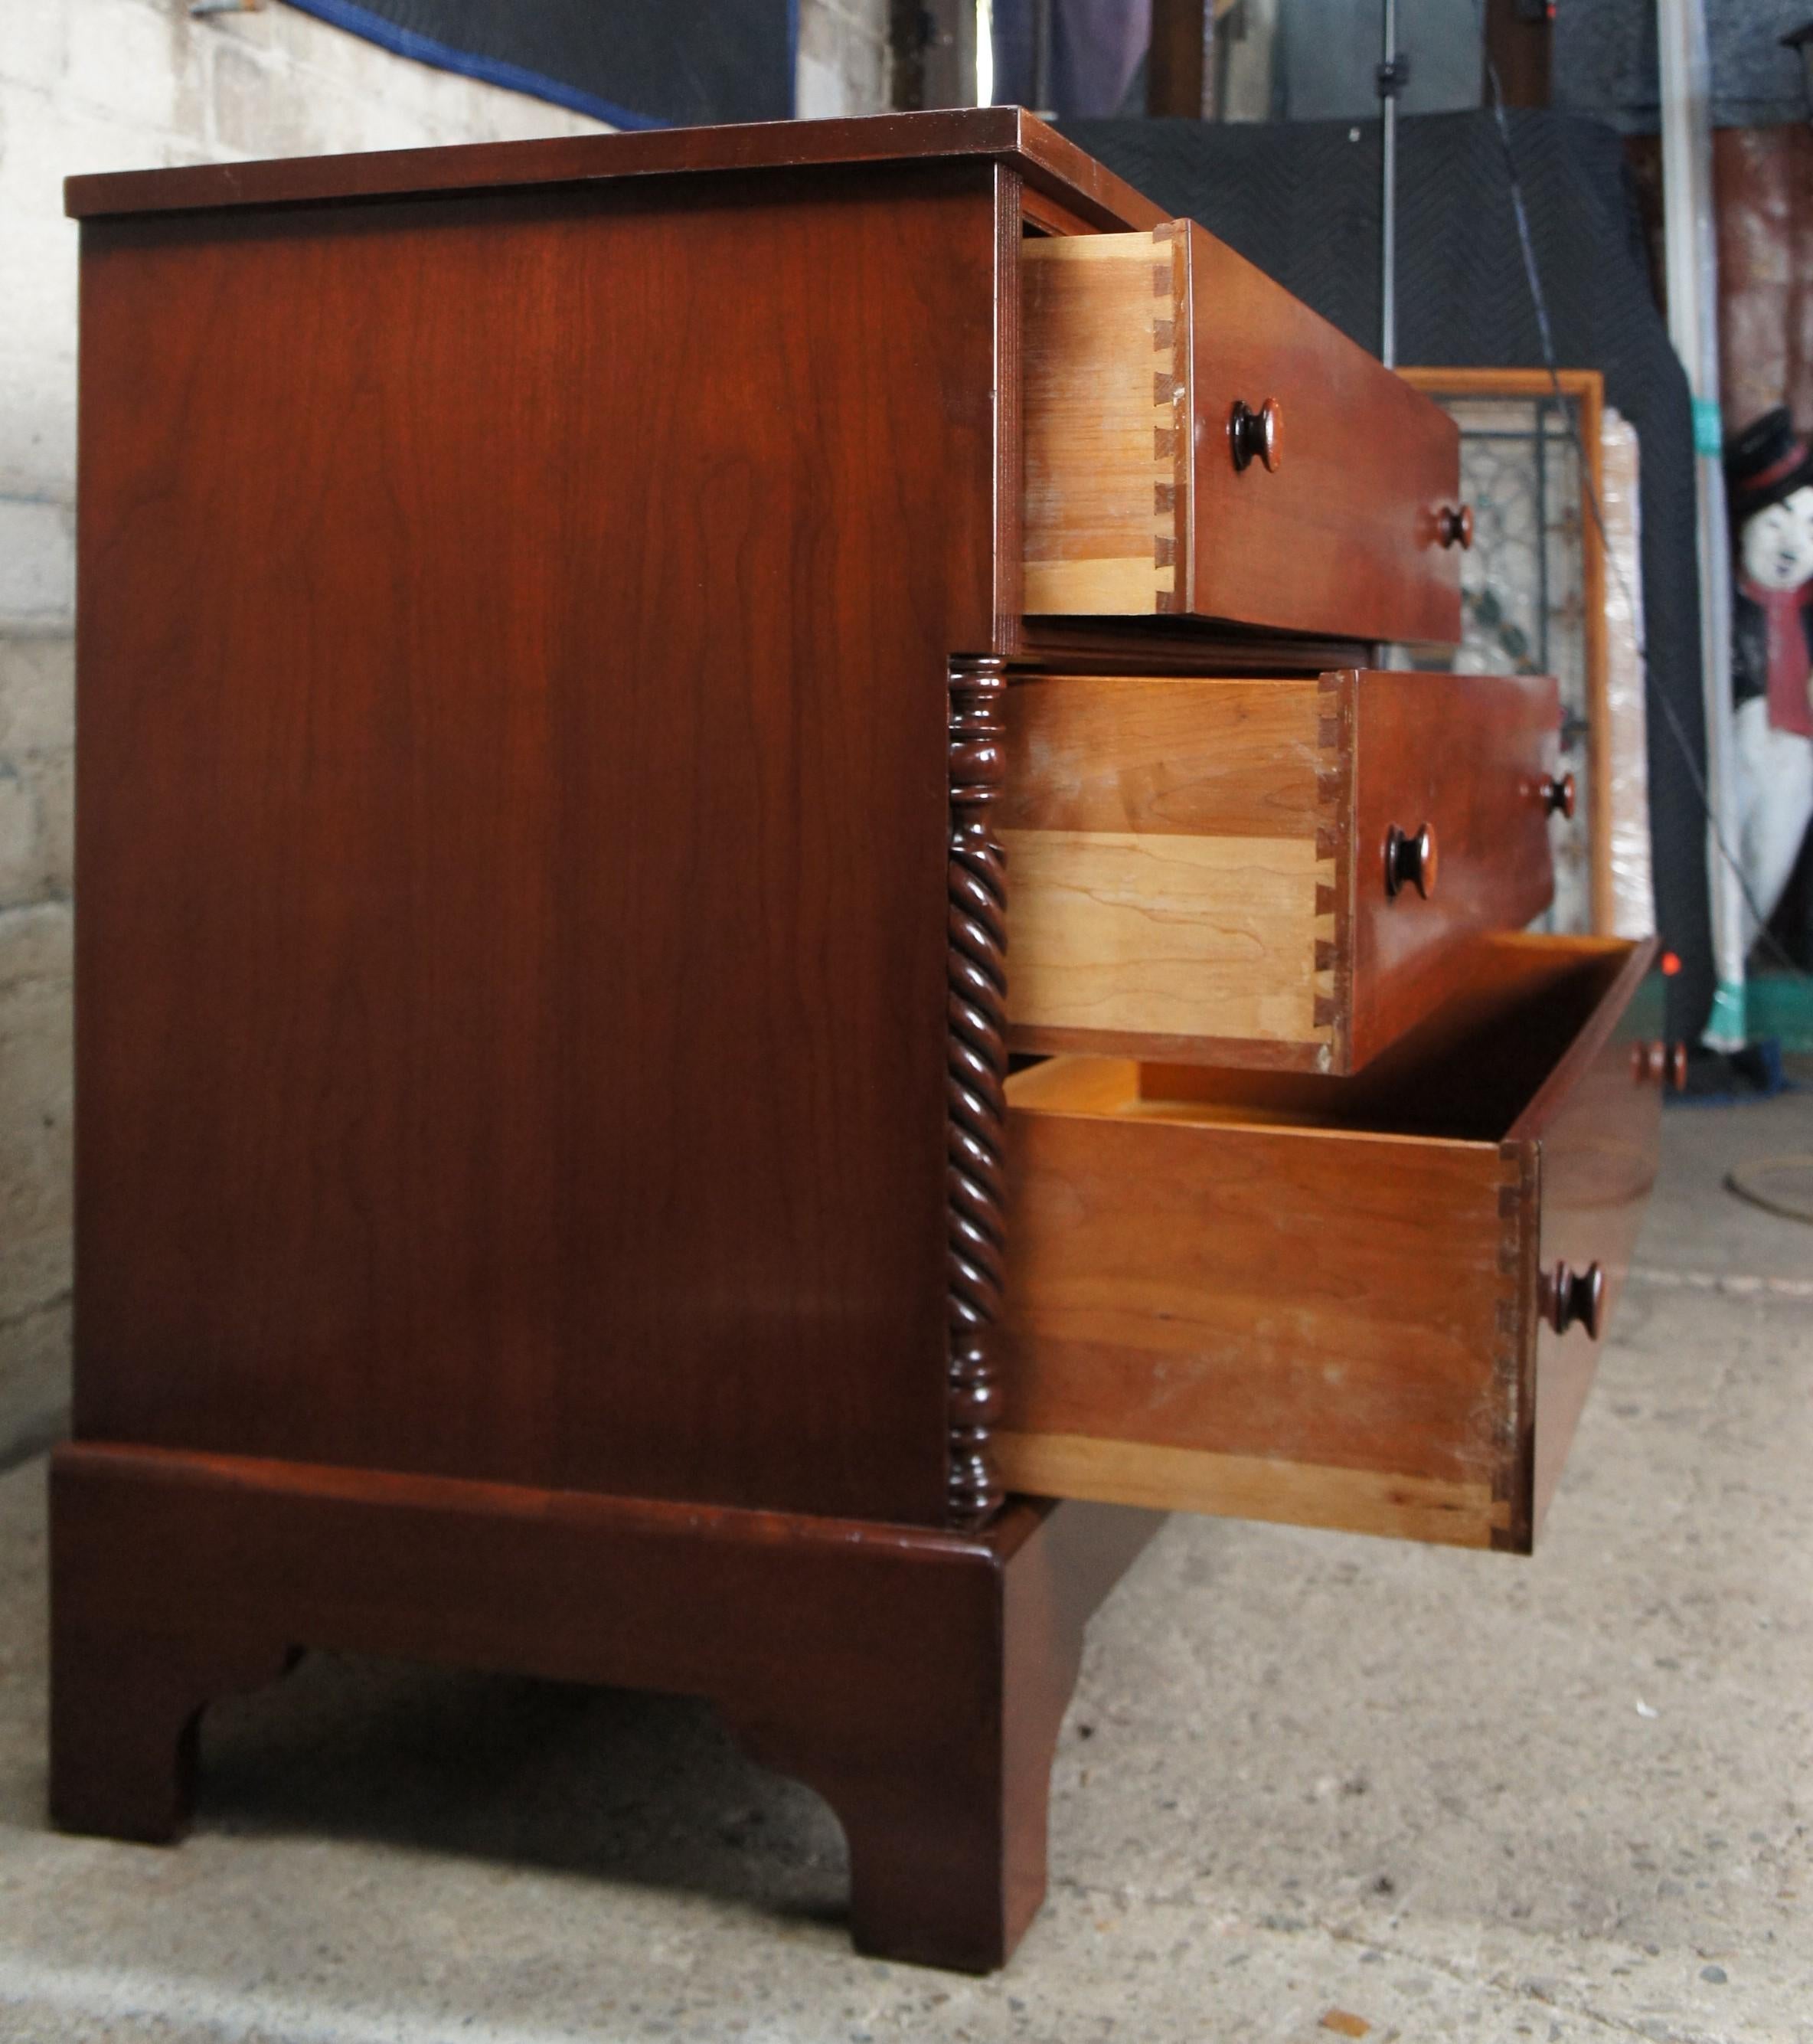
[{"xmin": 991, "ymin": 0, "xmax": 1152, "ymax": 117}]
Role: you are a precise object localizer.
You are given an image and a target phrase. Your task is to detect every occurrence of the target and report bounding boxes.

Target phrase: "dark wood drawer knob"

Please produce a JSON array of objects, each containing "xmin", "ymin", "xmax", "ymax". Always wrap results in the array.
[
  {"xmin": 1632, "ymin": 1040, "xmax": 1688, "ymax": 1090},
  {"xmin": 1544, "ymin": 1260, "xmax": 1605, "ymax": 1340},
  {"xmin": 1229, "ymin": 397, "xmax": 1282, "ymax": 473},
  {"xmin": 1540, "ymin": 771, "xmax": 1576, "ymax": 819},
  {"xmin": 1437, "ymin": 503, "xmax": 1474, "ymax": 549},
  {"xmin": 1383, "ymin": 821, "xmax": 1437, "ymax": 899}
]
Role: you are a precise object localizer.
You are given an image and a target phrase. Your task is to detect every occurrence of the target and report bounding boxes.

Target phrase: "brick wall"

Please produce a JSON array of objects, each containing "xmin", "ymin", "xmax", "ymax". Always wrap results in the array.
[{"xmin": 0, "ymin": 0, "xmax": 892, "ymax": 1455}]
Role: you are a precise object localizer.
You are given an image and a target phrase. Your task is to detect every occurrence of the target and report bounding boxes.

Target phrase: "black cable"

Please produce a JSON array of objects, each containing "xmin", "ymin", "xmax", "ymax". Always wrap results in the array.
[{"xmin": 1473, "ymin": 34, "xmax": 1811, "ymax": 986}]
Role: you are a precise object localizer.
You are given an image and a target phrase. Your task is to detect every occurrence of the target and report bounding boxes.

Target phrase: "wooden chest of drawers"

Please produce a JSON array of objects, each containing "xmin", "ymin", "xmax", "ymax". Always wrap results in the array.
[{"xmin": 52, "ymin": 110, "xmax": 1658, "ymax": 1976}]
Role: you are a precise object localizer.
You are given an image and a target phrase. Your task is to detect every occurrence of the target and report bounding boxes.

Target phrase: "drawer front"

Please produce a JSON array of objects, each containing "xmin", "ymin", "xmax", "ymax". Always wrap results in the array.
[
  {"xmin": 1524, "ymin": 963, "xmax": 1666, "ymax": 1541},
  {"xmin": 999, "ymin": 669, "xmax": 1559, "ymax": 1074},
  {"xmin": 995, "ymin": 937, "xmax": 1659, "ymax": 1553},
  {"xmin": 1348, "ymin": 667, "xmax": 1562, "ymax": 1069},
  {"xmin": 1023, "ymin": 223, "xmax": 1465, "ymax": 643}
]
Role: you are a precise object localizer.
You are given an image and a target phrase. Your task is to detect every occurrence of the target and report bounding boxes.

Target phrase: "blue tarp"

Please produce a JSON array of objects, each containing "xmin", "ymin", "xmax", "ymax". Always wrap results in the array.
[{"xmin": 283, "ymin": 0, "xmax": 796, "ymax": 131}]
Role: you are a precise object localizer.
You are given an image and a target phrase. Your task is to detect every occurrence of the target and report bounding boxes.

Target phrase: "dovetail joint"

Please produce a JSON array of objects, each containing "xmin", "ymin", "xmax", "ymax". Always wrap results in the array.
[{"xmin": 1152, "ymin": 226, "xmax": 1185, "ymax": 605}]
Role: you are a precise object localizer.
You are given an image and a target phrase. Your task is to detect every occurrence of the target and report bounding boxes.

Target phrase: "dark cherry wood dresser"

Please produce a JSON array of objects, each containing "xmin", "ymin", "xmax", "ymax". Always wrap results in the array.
[{"xmin": 54, "ymin": 111, "xmax": 1664, "ymax": 1973}]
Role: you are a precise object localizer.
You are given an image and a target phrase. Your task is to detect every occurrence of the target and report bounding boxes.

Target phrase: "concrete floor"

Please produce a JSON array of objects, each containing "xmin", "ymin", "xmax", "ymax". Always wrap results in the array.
[{"xmin": 1, "ymin": 1088, "xmax": 1809, "ymax": 2042}]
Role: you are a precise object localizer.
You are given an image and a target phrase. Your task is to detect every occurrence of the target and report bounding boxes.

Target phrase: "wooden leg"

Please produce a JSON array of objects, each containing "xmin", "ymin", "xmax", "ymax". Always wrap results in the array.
[
  {"xmin": 48, "ymin": 1443, "xmax": 1158, "ymax": 1968},
  {"xmin": 49, "ymin": 1459, "xmax": 296, "ymax": 1843},
  {"xmin": 50, "ymin": 1626, "xmax": 205, "ymax": 1843},
  {"xmin": 48, "ymin": 1627, "xmax": 293, "ymax": 1844},
  {"xmin": 723, "ymin": 1695, "xmax": 1023, "ymax": 1970},
  {"xmin": 722, "ymin": 1489, "xmax": 1152, "ymax": 1970},
  {"xmin": 722, "ymin": 1628, "xmax": 1045, "ymax": 1969},
  {"xmin": 835, "ymin": 1637, "xmax": 1072, "ymax": 1971}
]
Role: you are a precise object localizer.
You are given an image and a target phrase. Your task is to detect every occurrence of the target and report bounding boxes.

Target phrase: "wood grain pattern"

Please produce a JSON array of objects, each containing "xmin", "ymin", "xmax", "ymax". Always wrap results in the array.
[
  {"xmin": 1022, "ymin": 227, "xmax": 1181, "ymax": 614},
  {"xmin": 73, "ymin": 165, "xmax": 1004, "ymax": 1526},
  {"xmin": 1022, "ymin": 223, "xmax": 1463, "ymax": 643},
  {"xmin": 1137, "ymin": 936, "xmax": 1658, "ymax": 1140},
  {"xmin": 993, "ymin": 166, "xmax": 1026, "ymax": 644},
  {"xmin": 1000, "ymin": 672, "xmax": 1331, "ymax": 835},
  {"xmin": 1002, "ymin": 830, "xmax": 1330, "ymax": 1044},
  {"xmin": 998, "ymin": 936, "xmax": 1657, "ymax": 1553},
  {"xmin": 51, "ymin": 1442, "xmax": 1162, "ymax": 1971},
  {"xmin": 994, "ymin": 1434, "xmax": 1505, "ymax": 1546},
  {"xmin": 1347, "ymin": 667, "xmax": 1560, "ymax": 1070},
  {"xmin": 1001, "ymin": 670, "xmax": 1554, "ymax": 1074},
  {"xmin": 65, "ymin": 107, "xmax": 1168, "ymax": 238},
  {"xmin": 1001, "ymin": 672, "xmax": 1338, "ymax": 1065},
  {"xmin": 999, "ymin": 1069, "xmax": 1517, "ymax": 1548},
  {"xmin": 1176, "ymin": 223, "xmax": 1461, "ymax": 643}
]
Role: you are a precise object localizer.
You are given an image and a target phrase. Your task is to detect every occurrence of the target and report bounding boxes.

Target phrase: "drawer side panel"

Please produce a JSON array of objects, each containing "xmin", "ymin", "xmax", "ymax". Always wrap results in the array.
[
  {"xmin": 998, "ymin": 1106, "xmax": 1520, "ymax": 1548},
  {"xmin": 1022, "ymin": 229, "xmax": 1183, "ymax": 613},
  {"xmin": 73, "ymin": 169, "xmax": 998, "ymax": 1526},
  {"xmin": 1001, "ymin": 673, "xmax": 1347, "ymax": 1067},
  {"xmin": 1001, "ymin": 830, "xmax": 1327, "ymax": 1044}
]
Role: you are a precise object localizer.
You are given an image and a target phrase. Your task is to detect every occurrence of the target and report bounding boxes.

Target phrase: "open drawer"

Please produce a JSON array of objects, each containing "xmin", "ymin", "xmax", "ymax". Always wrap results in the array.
[
  {"xmin": 1001, "ymin": 668, "xmax": 1563, "ymax": 1074},
  {"xmin": 995, "ymin": 936, "xmax": 1666, "ymax": 1552},
  {"xmin": 1023, "ymin": 221, "xmax": 1465, "ymax": 643}
]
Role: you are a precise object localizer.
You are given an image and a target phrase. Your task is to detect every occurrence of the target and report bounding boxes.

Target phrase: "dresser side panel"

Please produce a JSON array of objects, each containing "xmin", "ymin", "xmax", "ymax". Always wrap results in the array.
[{"xmin": 74, "ymin": 168, "xmax": 998, "ymax": 1524}]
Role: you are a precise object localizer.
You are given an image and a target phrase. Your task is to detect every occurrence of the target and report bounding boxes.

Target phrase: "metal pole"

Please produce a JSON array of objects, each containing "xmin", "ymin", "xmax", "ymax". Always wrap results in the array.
[
  {"xmin": 1657, "ymin": 0, "xmax": 1746, "ymax": 1048},
  {"xmin": 1378, "ymin": 0, "xmax": 1403, "ymax": 367}
]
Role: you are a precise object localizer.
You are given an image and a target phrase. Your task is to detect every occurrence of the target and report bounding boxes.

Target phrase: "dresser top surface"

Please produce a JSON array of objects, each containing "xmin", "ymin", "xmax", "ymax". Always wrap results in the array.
[{"xmin": 64, "ymin": 106, "xmax": 1162, "ymax": 231}]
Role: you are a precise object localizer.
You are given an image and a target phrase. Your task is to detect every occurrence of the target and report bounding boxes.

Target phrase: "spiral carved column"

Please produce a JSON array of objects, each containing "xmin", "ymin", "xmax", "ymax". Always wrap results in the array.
[{"xmin": 946, "ymin": 657, "xmax": 1009, "ymax": 1529}]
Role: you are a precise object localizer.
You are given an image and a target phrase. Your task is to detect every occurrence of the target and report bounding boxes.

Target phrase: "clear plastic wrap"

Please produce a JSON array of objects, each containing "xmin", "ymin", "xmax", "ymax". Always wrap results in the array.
[{"xmin": 1601, "ymin": 407, "xmax": 1657, "ymax": 939}]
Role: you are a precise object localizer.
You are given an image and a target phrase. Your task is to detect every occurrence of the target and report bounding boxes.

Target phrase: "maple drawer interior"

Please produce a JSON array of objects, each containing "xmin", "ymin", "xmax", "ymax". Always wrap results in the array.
[{"xmin": 997, "ymin": 934, "xmax": 1663, "ymax": 1554}]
